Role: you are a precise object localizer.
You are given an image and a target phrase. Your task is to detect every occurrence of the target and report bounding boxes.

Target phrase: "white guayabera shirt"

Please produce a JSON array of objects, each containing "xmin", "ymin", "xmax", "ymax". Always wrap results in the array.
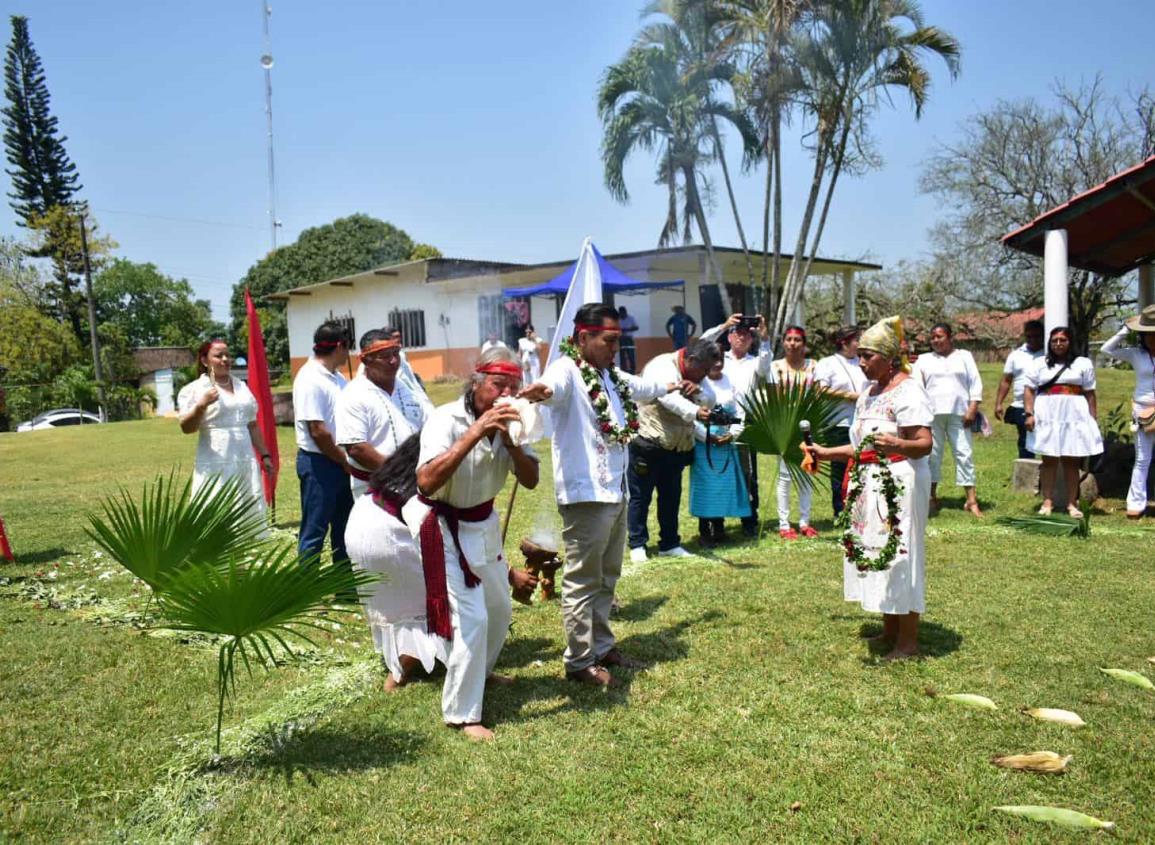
[
  {"xmin": 537, "ymin": 356, "xmax": 667, "ymax": 505},
  {"xmin": 912, "ymin": 349, "xmax": 983, "ymax": 417},
  {"xmin": 334, "ymin": 373, "xmax": 429, "ymax": 496}
]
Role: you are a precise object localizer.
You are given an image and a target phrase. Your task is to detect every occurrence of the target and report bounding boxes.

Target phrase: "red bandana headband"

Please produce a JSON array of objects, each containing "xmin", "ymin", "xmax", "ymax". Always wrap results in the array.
[
  {"xmin": 362, "ymin": 338, "xmax": 401, "ymax": 356},
  {"xmin": 785, "ymin": 327, "xmax": 807, "ymax": 340},
  {"xmin": 476, "ymin": 362, "xmax": 523, "ymax": 380},
  {"xmin": 575, "ymin": 323, "xmax": 621, "ymax": 337}
]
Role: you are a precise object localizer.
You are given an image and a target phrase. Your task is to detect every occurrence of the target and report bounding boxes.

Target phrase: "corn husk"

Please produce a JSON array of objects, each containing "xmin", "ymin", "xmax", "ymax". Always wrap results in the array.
[
  {"xmin": 1100, "ymin": 668, "xmax": 1155, "ymax": 691},
  {"xmin": 924, "ymin": 688, "xmax": 998, "ymax": 710},
  {"xmin": 993, "ymin": 805, "xmax": 1114, "ymax": 832},
  {"xmin": 1023, "ymin": 707, "xmax": 1086, "ymax": 727},
  {"xmin": 990, "ymin": 751, "xmax": 1072, "ymax": 774}
]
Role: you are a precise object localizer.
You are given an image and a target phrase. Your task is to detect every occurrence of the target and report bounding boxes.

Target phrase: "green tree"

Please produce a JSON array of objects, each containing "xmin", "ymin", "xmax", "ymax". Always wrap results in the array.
[
  {"xmin": 598, "ymin": 6, "xmax": 760, "ymax": 313},
  {"xmin": 94, "ymin": 259, "xmax": 215, "ymax": 348},
  {"xmin": 0, "ymin": 241, "xmax": 80, "ymax": 387},
  {"xmin": 230, "ymin": 213, "xmax": 423, "ymax": 367},
  {"xmin": 26, "ymin": 204, "xmax": 115, "ymax": 342},
  {"xmin": 2, "ymin": 15, "xmax": 80, "ymax": 226}
]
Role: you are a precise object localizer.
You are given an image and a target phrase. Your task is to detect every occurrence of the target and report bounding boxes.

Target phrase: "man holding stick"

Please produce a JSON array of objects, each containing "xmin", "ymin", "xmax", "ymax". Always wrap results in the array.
[
  {"xmin": 520, "ymin": 303, "xmax": 694, "ymax": 687},
  {"xmin": 414, "ymin": 347, "xmax": 540, "ymax": 740}
]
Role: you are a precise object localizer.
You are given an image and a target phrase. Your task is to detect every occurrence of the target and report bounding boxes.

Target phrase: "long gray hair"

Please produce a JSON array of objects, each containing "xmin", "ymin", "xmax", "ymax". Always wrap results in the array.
[{"xmin": 464, "ymin": 346, "xmax": 522, "ymax": 417}]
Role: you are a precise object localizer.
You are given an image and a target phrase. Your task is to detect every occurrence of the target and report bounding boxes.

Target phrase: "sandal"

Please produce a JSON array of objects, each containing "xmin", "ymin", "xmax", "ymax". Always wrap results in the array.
[
  {"xmin": 1037, "ymin": 503, "xmax": 1053, "ymax": 516},
  {"xmin": 1067, "ymin": 505, "xmax": 1084, "ymax": 519}
]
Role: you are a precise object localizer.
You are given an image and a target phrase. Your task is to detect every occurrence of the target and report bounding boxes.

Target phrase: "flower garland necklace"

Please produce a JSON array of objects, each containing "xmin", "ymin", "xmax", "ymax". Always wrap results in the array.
[
  {"xmin": 834, "ymin": 434, "xmax": 905, "ymax": 572},
  {"xmin": 560, "ymin": 336, "xmax": 640, "ymax": 445}
]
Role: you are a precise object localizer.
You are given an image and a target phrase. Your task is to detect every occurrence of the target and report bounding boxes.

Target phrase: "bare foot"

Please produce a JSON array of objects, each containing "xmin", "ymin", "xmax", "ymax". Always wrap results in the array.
[
  {"xmin": 882, "ymin": 647, "xmax": 920, "ymax": 662},
  {"xmin": 486, "ymin": 673, "xmax": 514, "ymax": 687},
  {"xmin": 965, "ymin": 502, "xmax": 984, "ymax": 518},
  {"xmin": 461, "ymin": 724, "xmax": 495, "ymax": 742},
  {"xmin": 383, "ymin": 674, "xmax": 409, "ymax": 692}
]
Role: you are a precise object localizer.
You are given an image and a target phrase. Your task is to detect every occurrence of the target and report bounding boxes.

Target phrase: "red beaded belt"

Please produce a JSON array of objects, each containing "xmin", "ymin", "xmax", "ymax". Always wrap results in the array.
[
  {"xmin": 417, "ymin": 495, "xmax": 495, "ymax": 640},
  {"xmin": 1043, "ymin": 384, "xmax": 1083, "ymax": 396},
  {"xmin": 842, "ymin": 450, "xmax": 907, "ymax": 499}
]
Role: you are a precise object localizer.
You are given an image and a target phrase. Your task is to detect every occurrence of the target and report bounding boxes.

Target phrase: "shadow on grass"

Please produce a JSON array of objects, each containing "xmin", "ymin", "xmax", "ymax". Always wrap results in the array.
[
  {"xmin": 490, "ymin": 611, "xmax": 724, "ymax": 726},
  {"xmin": 10, "ymin": 548, "xmax": 71, "ymax": 566},
  {"xmin": 237, "ymin": 724, "xmax": 427, "ymax": 785},
  {"xmin": 856, "ymin": 619, "xmax": 963, "ymax": 662},
  {"xmin": 615, "ymin": 595, "xmax": 668, "ymax": 621},
  {"xmin": 499, "ymin": 636, "xmax": 563, "ymax": 669}
]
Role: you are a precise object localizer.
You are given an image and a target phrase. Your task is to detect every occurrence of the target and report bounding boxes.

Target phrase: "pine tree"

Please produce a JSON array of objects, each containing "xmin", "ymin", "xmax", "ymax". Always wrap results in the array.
[{"xmin": 3, "ymin": 15, "xmax": 80, "ymax": 225}]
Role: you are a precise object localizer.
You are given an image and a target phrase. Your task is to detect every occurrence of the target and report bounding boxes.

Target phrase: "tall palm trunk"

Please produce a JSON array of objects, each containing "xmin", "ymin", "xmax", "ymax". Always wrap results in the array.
[
  {"xmin": 684, "ymin": 164, "xmax": 733, "ymax": 316},
  {"xmin": 769, "ymin": 110, "xmax": 785, "ymax": 327},
  {"xmin": 710, "ymin": 117, "xmax": 755, "ymax": 288},
  {"xmin": 760, "ymin": 130, "xmax": 773, "ymax": 297}
]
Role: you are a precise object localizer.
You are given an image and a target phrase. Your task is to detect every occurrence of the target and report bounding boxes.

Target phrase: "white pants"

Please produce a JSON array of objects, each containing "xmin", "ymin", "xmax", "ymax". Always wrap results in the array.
[
  {"xmin": 1128, "ymin": 427, "xmax": 1154, "ymax": 513},
  {"xmin": 929, "ymin": 413, "xmax": 976, "ymax": 487},
  {"xmin": 442, "ymin": 552, "xmax": 512, "ymax": 725},
  {"xmin": 777, "ymin": 457, "xmax": 812, "ymax": 529}
]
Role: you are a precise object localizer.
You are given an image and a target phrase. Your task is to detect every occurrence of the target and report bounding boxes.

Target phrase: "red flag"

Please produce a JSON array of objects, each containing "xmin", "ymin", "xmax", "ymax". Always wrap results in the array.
[
  {"xmin": 245, "ymin": 289, "xmax": 279, "ymax": 506},
  {"xmin": 0, "ymin": 516, "xmax": 13, "ymax": 562}
]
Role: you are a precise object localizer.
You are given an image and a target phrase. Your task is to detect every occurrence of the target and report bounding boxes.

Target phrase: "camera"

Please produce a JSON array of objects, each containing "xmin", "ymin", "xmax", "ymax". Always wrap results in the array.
[
  {"xmin": 737, "ymin": 315, "xmax": 761, "ymax": 330},
  {"xmin": 707, "ymin": 405, "xmax": 741, "ymax": 427}
]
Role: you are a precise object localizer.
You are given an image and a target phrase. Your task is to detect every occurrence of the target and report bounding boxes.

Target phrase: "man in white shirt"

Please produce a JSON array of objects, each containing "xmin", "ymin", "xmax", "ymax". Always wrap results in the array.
[
  {"xmin": 335, "ymin": 329, "xmax": 430, "ymax": 497},
  {"xmin": 413, "ymin": 347, "xmax": 540, "ymax": 741},
  {"xmin": 293, "ymin": 321, "xmax": 353, "ymax": 567},
  {"xmin": 813, "ymin": 326, "xmax": 868, "ymax": 516},
  {"xmin": 481, "ymin": 332, "xmax": 507, "ymax": 353},
  {"xmin": 701, "ymin": 313, "xmax": 772, "ymax": 536},
  {"xmin": 993, "ymin": 319, "xmax": 1044, "ymax": 459},
  {"xmin": 520, "ymin": 303, "xmax": 687, "ymax": 687},
  {"xmin": 386, "ymin": 327, "xmax": 432, "ymax": 411},
  {"xmin": 627, "ymin": 339, "xmax": 719, "ymax": 560},
  {"xmin": 617, "ymin": 305, "xmax": 640, "ymax": 373}
]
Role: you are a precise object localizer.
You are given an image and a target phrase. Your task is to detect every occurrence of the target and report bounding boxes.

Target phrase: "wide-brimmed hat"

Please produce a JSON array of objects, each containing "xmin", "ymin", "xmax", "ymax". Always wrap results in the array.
[{"xmin": 1125, "ymin": 305, "xmax": 1155, "ymax": 333}]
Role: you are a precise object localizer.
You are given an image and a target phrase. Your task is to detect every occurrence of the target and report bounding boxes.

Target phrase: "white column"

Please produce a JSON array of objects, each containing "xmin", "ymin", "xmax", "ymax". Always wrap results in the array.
[
  {"xmin": 1139, "ymin": 263, "xmax": 1154, "ymax": 310},
  {"xmin": 1043, "ymin": 229, "xmax": 1069, "ymax": 337},
  {"xmin": 841, "ymin": 269, "xmax": 856, "ymax": 326}
]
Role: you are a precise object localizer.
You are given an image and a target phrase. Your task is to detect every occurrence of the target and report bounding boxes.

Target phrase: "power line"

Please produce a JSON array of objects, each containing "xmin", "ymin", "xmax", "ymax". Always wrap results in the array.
[{"xmin": 92, "ymin": 207, "xmax": 263, "ymax": 231}]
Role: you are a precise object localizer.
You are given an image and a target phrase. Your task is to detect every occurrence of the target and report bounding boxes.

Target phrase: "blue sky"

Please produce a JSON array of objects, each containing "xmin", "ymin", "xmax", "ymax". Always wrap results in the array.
[{"xmin": 2, "ymin": 1, "xmax": 1151, "ymax": 320}]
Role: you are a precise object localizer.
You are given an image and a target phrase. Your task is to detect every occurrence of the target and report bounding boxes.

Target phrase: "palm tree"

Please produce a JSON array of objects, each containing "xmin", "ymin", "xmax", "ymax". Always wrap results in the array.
[
  {"xmin": 770, "ymin": 0, "xmax": 960, "ymax": 340},
  {"xmin": 599, "ymin": 7, "xmax": 760, "ymax": 314}
]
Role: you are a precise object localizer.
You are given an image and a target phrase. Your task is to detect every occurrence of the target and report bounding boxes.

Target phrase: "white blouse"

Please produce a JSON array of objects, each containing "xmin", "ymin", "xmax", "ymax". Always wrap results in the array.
[
  {"xmin": 1026, "ymin": 357, "xmax": 1097, "ymax": 392},
  {"xmin": 912, "ymin": 349, "xmax": 983, "ymax": 416},
  {"xmin": 1102, "ymin": 328, "xmax": 1155, "ymax": 408}
]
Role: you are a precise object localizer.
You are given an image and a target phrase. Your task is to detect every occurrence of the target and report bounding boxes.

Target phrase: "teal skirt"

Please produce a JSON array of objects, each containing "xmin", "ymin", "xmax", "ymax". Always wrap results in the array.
[{"xmin": 690, "ymin": 441, "xmax": 751, "ymax": 518}]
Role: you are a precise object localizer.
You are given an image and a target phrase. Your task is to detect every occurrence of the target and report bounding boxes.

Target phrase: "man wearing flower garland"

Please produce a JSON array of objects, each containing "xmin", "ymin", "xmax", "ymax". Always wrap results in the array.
[{"xmin": 519, "ymin": 303, "xmax": 691, "ymax": 687}]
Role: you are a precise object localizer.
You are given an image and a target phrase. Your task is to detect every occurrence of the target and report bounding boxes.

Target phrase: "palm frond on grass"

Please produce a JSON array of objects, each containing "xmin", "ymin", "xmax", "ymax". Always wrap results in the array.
[
  {"xmin": 85, "ymin": 472, "xmax": 267, "ymax": 591},
  {"xmin": 997, "ymin": 507, "xmax": 1091, "ymax": 539},
  {"xmin": 738, "ymin": 381, "xmax": 846, "ymax": 490},
  {"xmin": 156, "ymin": 545, "xmax": 377, "ymax": 753}
]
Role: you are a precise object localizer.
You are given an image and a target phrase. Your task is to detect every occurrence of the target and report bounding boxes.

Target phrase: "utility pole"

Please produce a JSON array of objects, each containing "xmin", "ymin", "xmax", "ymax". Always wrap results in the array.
[
  {"xmin": 78, "ymin": 206, "xmax": 107, "ymax": 420},
  {"xmin": 260, "ymin": 1, "xmax": 279, "ymax": 251}
]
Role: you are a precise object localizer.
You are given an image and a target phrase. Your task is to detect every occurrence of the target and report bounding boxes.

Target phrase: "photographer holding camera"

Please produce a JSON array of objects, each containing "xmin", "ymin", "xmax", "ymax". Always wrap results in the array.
[
  {"xmin": 701, "ymin": 313, "xmax": 773, "ymax": 537},
  {"xmin": 689, "ymin": 359, "xmax": 751, "ymax": 546}
]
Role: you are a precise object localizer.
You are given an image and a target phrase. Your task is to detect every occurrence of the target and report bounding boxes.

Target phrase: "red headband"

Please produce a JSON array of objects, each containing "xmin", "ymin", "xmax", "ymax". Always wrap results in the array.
[
  {"xmin": 575, "ymin": 323, "xmax": 620, "ymax": 335},
  {"xmin": 476, "ymin": 362, "xmax": 523, "ymax": 380},
  {"xmin": 785, "ymin": 327, "xmax": 807, "ymax": 340},
  {"xmin": 362, "ymin": 338, "xmax": 401, "ymax": 356}
]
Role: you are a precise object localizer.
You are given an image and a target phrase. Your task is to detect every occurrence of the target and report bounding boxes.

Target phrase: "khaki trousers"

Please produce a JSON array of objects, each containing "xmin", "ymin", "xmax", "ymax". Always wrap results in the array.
[{"xmin": 559, "ymin": 500, "xmax": 626, "ymax": 672}]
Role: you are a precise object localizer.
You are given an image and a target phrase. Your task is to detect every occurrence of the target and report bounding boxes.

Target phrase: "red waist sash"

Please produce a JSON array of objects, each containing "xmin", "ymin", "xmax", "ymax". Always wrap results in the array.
[
  {"xmin": 417, "ymin": 495, "xmax": 495, "ymax": 640},
  {"xmin": 371, "ymin": 491, "xmax": 405, "ymax": 523},
  {"xmin": 842, "ymin": 450, "xmax": 908, "ymax": 499},
  {"xmin": 348, "ymin": 464, "xmax": 372, "ymax": 482},
  {"xmin": 1043, "ymin": 384, "xmax": 1084, "ymax": 396}
]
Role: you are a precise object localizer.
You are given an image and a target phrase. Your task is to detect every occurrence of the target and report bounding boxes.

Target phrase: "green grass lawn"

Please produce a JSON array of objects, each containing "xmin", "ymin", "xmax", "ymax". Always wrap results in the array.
[{"xmin": 1, "ymin": 366, "xmax": 1152, "ymax": 842}]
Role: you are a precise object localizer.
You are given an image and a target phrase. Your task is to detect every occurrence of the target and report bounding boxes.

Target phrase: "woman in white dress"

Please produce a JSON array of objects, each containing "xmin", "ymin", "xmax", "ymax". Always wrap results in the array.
[
  {"xmin": 517, "ymin": 325, "xmax": 547, "ymax": 383},
  {"xmin": 345, "ymin": 434, "xmax": 448, "ymax": 690},
  {"xmin": 177, "ymin": 339, "xmax": 273, "ymax": 521},
  {"xmin": 1023, "ymin": 327, "xmax": 1103, "ymax": 518},
  {"xmin": 911, "ymin": 322, "xmax": 984, "ymax": 517},
  {"xmin": 1101, "ymin": 306, "xmax": 1155, "ymax": 518},
  {"xmin": 806, "ymin": 316, "xmax": 933, "ymax": 661},
  {"xmin": 771, "ymin": 326, "xmax": 819, "ymax": 540}
]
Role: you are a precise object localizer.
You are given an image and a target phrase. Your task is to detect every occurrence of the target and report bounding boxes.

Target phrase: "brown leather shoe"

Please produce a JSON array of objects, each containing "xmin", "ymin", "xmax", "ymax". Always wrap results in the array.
[
  {"xmin": 599, "ymin": 648, "xmax": 647, "ymax": 670},
  {"xmin": 566, "ymin": 665, "xmax": 618, "ymax": 687}
]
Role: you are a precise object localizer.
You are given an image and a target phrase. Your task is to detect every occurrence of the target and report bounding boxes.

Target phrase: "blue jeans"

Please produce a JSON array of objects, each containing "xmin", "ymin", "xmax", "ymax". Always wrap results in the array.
[
  {"xmin": 296, "ymin": 449, "xmax": 354, "ymax": 568},
  {"xmin": 1003, "ymin": 406, "xmax": 1033, "ymax": 459},
  {"xmin": 627, "ymin": 441, "xmax": 689, "ymax": 551}
]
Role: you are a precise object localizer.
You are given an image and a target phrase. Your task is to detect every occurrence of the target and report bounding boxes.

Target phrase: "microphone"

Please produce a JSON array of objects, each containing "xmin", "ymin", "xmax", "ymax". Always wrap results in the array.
[{"xmin": 799, "ymin": 419, "xmax": 814, "ymax": 446}]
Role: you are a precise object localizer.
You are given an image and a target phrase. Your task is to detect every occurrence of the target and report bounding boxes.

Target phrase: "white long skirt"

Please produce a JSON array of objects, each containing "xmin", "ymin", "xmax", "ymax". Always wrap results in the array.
[
  {"xmin": 344, "ymin": 496, "xmax": 447, "ymax": 681},
  {"xmin": 843, "ymin": 458, "xmax": 929, "ymax": 615},
  {"xmin": 1027, "ymin": 394, "xmax": 1104, "ymax": 458}
]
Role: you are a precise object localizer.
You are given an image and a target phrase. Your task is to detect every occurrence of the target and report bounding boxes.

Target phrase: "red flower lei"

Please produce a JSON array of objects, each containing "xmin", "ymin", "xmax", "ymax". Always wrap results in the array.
[{"xmin": 560, "ymin": 337, "xmax": 640, "ymax": 445}]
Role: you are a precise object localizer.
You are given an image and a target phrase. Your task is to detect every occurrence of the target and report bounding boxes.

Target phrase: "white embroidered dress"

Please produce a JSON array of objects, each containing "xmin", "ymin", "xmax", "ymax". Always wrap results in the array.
[
  {"xmin": 177, "ymin": 374, "xmax": 266, "ymax": 518},
  {"xmin": 843, "ymin": 377, "xmax": 933, "ymax": 615},
  {"xmin": 1025, "ymin": 357, "xmax": 1103, "ymax": 458}
]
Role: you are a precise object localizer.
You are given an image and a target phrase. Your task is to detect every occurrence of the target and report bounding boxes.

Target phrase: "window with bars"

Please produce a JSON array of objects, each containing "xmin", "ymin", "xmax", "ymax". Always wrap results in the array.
[
  {"xmin": 327, "ymin": 310, "xmax": 356, "ymax": 346},
  {"xmin": 387, "ymin": 308, "xmax": 427, "ymax": 348}
]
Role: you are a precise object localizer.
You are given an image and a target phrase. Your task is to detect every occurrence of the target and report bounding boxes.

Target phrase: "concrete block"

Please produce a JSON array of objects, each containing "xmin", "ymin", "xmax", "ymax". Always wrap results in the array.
[{"xmin": 1011, "ymin": 458, "xmax": 1040, "ymax": 495}]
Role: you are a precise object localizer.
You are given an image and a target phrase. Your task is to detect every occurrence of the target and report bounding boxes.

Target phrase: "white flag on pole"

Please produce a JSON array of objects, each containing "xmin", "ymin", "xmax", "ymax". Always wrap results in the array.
[{"xmin": 546, "ymin": 236, "xmax": 604, "ymax": 365}]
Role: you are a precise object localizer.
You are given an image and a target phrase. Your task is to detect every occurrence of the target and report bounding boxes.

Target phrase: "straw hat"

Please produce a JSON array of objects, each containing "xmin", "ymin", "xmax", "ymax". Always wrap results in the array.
[{"xmin": 1125, "ymin": 305, "xmax": 1155, "ymax": 333}]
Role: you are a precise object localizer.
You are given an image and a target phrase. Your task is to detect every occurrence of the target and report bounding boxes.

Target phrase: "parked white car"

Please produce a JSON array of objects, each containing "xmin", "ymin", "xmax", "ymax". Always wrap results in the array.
[{"xmin": 16, "ymin": 408, "xmax": 103, "ymax": 432}]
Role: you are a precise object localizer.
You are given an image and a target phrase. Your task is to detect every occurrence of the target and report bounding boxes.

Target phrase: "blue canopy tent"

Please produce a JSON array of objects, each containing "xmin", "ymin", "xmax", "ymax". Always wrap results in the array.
[{"xmin": 501, "ymin": 244, "xmax": 685, "ymax": 298}]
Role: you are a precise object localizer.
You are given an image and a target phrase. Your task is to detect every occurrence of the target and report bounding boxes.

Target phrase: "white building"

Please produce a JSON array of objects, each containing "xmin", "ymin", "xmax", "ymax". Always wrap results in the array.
[{"xmin": 270, "ymin": 246, "xmax": 879, "ymax": 380}]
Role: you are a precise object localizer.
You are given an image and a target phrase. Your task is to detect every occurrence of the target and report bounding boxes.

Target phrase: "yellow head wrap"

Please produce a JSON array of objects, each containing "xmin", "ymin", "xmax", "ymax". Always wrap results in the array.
[{"xmin": 858, "ymin": 315, "xmax": 911, "ymax": 373}]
